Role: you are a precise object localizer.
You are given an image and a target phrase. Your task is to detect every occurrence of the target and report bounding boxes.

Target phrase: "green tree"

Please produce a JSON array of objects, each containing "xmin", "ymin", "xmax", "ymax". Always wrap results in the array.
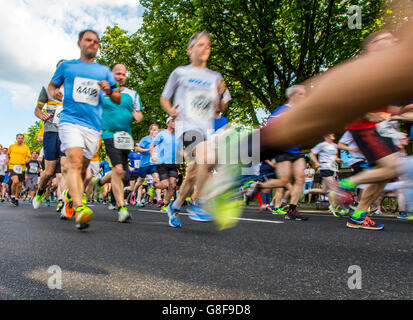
[{"xmin": 24, "ymin": 121, "xmax": 43, "ymax": 153}]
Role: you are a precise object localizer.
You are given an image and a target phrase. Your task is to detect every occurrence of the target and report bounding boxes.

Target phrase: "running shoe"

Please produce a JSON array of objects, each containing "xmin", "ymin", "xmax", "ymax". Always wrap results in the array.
[
  {"xmin": 167, "ymin": 201, "xmax": 181, "ymax": 228},
  {"xmin": 107, "ymin": 203, "xmax": 117, "ymax": 210},
  {"xmin": 259, "ymin": 204, "xmax": 271, "ymax": 212},
  {"xmin": 245, "ymin": 182, "xmax": 261, "ymax": 205},
  {"xmin": 346, "ymin": 212, "xmax": 384, "ymax": 230},
  {"xmin": 130, "ymin": 193, "xmax": 136, "ymax": 206},
  {"xmin": 285, "ymin": 209, "xmax": 308, "ymax": 221},
  {"xmin": 135, "ymin": 201, "xmax": 144, "ymax": 207},
  {"xmin": 32, "ymin": 190, "xmax": 44, "ymax": 209},
  {"xmin": 11, "ymin": 197, "xmax": 18, "ymax": 207},
  {"xmin": 75, "ymin": 205, "xmax": 93, "ymax": 230},
  {"xmin": 82, "ymin": 193, "xmax": 87, "ymax": 206},
  {"xmin": 333, "ymin": 180, "xmax": 356, "ymax": 208},
  {"xmin": 329, "ymin": 204, "xmax": 342, "ymax": 218},
  {"xmin": 56, "ymin": 200, "xmax": 64, "ymax": 213},
  {"xmin": 161, "ymin": 205, "xmax": 168, "ymax": 213},
  {"xmin": 156, "ymin": 199, "xmax": 163, "ymax": 207},
  {"xmin": 187, "ymin": 204, "xmax": 214, "ymax": 222},
  {"xmin": 118, "ymin": 206, "xmax": 131, "ymax": 223},
  {"xmin": 45, "ymin": 200, "xmax": 50, "ymax": 207},
  {"xmin": 397, "ymin": 212, "xmax": 408, "ymax": 219},
  {"xmin": 272, "ymin": 207, "xmax": 287, "ymax": 215},
  {"xmin": 61, "ymin": 190, "xmax": 74, "ymax": 219}
]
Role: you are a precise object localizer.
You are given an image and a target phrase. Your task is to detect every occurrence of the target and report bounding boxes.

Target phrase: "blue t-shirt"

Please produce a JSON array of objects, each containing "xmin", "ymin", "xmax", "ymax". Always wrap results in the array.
[
  {"xmin": 102, "ymin": 87, "xmax": 143, "ymax": 139},
  {"xmin": 99, "ymin": 160, "xmax": 111, "ymax": 177},
  {"xmin": 51, "ymin": 59, "xmax": 118, "ymax": 132},
  {"xmin": 128, "ymin": 152, "xmax": 141, "ymax": 173},
  {"xmin": 152, "ymin": 130, "xmax": 177, "ymax": 165},
  {"xmin": 139, "ymin": 136, "xmax": 154, "ymax": 168},
  {"xmin": 269, "ymin": 105, "xmax": 301, "ymax": 154},
  {"xmin": 214, "ymin": 116, "xmax": 230, "ymax": 132}
]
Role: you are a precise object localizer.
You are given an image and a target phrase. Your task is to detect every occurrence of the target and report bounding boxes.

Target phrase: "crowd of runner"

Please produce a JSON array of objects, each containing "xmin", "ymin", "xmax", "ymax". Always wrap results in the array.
[{"xmin": 2, "ymin": 27, "xmax": 413, "ymax": 231}]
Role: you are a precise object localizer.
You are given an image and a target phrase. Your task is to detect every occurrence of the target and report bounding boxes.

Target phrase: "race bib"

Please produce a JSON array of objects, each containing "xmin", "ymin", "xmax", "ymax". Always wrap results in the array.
[
  {"xmin": 114, "ymin": 131, "xmax": 134, "ymax": 150},
  {"xmin": 52, "ymin": 105, "xmax": 63, "ymax": 124},
  {"xmin": 29, "ymin": 163, "xmax": 38, "ymax": 174},
  {"xmin": 133, "ymin": 160, "xmax": 140, "ymax": 169},
  {"xmin": 185, "ymin": 89, "xmax": 215, "ymax": 121},
  {"xmin": 13, "ymin": 165, "xmax": 23, "ymax": 174},
  {"xmin": 73, "ymin": 77, "xmax": 100, "ymax": 106}
]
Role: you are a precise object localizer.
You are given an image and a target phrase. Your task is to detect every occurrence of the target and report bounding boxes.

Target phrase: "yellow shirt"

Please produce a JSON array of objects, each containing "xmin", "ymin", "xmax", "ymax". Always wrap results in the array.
[{"xmin": 8, "ymin": 143, "xmax": 31, "ymax": 171}]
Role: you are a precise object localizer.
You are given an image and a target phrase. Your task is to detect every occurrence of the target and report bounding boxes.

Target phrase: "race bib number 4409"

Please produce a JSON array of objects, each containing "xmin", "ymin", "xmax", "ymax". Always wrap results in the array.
[{"xmin": 73, "ymin": 77, "xmax": 100, "ymax": 106}]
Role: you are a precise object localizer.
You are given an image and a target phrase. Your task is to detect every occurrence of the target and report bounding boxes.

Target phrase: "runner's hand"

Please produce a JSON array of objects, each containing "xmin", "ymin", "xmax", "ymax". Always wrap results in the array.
[
  {"xmin": 40, "ymin": 113, "xmax": 53, "ymax": 121},
  {"xmin": 98, "ymin": 80, "xmax": 112, "ymax": 95},
  {"xmin": 53, "ymin": 88, "xmax": 63, "ymax": 102},
  {"xmin": 170, "ymin": 105, "xmax": 179, "ymax": 118}
]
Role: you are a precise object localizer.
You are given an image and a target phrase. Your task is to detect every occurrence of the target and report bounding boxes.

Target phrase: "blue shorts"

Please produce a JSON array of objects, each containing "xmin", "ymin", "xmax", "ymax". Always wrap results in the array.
[
  {"xmin": 138, "ymin": 165, "xmax": 157, "ymax": 178},
  {"xmin": 43, "ymin": 131, "xmax": 65, "ymax": 161}
]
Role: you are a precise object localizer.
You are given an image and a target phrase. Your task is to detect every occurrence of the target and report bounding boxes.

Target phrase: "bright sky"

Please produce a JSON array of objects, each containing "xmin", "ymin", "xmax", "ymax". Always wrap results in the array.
[{"xmin": 0, "ymin": 0, "xmax": 144, "ymax": 147}]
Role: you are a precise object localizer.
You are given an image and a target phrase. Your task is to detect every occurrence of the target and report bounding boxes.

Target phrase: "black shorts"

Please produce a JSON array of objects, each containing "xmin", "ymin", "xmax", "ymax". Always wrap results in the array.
[
  {"xmin": 319, "ymin": 170, "xmax": 335, "ymax": 178},
  {"xmin": 350, "ymin": 161, "xmax": 367, "ymax": 174},
  {"xmin": 157, "ymin": 164, "xmax": 179, "ymax": 181},
  {"xmin": 10, "ymin": 170, "xmax": 25, "ymax": 182},
  {"xmin": 350, "ymin": 129, "xmax": 398, "ymax": 164},
  {"xmin": 0, "ymin": 175, "xmax": 4, "ymax": 184},
  {"xmin": 275, "ymin": 152, "xmax": 303, "ymax": 163},
  {"xmin": 124, "ymin": 170, "xmax": 140, "ymax": 182},
  {"xmin": 104, "ymin": 138, "xmax": 130, "ymax": 170}
]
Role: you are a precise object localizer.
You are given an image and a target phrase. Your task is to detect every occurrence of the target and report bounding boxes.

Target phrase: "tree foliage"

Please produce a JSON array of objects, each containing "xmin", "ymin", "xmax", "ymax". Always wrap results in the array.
[{"xmin": 24, "ymin": 121, "xmax": 43, "ymax": 153}]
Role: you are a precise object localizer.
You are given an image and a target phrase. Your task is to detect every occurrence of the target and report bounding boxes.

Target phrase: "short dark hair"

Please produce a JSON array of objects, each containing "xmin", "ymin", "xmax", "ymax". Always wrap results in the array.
[
  {"xmin": 56, "ymin": 59, "xmax": 65, "ymax": 68},
  {"xmin": 16, "ymin": 133, "xmax": 24, "ymax": 138},
  {"xmin": 78, "ymin": 29, "xmax": 100, "ymax": 42}
]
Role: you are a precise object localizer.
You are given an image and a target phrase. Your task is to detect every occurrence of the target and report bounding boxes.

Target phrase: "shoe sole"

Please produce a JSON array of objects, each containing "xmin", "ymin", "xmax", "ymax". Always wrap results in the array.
[
  {"xmin": 167, "ymin": 205, "xmax": 181, "ymax": 228},
  {"xmin": 346, "ymin": 222, "xmax": 384, "ymax": 230},
  {"xmin": 75, "ymin": 211, "xmax": 93, "ymax": 225}
]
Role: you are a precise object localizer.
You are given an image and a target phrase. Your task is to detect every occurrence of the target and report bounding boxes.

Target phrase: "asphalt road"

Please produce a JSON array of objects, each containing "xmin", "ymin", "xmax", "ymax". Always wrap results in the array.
[{"xmin": 0, "ymin": 201, "xmax": 412, "ymax": 300}]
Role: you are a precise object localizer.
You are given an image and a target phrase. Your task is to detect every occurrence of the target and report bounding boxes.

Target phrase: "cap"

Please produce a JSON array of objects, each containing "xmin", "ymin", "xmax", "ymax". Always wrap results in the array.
[{"xmin": 166, "ymin": 116, "xmax": 173, "ymax": 124}]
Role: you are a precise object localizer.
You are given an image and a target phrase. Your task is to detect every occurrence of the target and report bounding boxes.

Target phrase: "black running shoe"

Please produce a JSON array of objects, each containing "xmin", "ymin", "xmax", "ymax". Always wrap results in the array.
[{"xmin": 285, "ymin": 209, "xmax": 308, "ymax": 221}]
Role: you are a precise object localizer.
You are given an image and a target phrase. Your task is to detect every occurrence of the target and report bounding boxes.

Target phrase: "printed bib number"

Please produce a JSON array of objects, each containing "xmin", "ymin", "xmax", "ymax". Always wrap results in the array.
[
  {"xmin": 52, "ymin": 105, "xmax": 63, "ymax": 124},
  {"xmin": 133, "ymin": 160, "xmax": 140, "ymax": 169},
  {"xmin": 185, "ymin": 89, "xmax": 215, "ymax": 121},
  {"xmin": 114, "ymin": 131, "xmax": 134, "ymax": 150},
  {"xmin": 29, "ymin": 164, "xmax": 38, "ymax": 174},
  {"xmin": 13, "ymin": 165, "xmax": 23, "ymax": 174},
  {"xmin": 73, "ymin": 77, "xmax": 100, "ymax": 106}
]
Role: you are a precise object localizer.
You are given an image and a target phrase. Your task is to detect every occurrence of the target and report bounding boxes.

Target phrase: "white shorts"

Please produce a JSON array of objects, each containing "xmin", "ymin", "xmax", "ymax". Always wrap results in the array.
[
  {"xmin": 58, "ymin": 123, "xmax": 100, "ymax": 160},
  {"xmin": 88, "ymin": 161, "xmax": 100, "ymax": 178}
]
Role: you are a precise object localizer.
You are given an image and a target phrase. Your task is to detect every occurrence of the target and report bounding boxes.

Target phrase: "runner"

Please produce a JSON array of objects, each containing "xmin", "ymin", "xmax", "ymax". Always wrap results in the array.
[
  {"xmin": 93, "ymin": 63, "xmax": 144, "ymax": 222},
  {"xmin": 0, "ymin": 145, "xmax": 7, "ymax": 197},
  {"xmin": 132, "ymin": 124, "xmax": 160, "ymax": 206},
  {"xmin": 246, "ymin": 85, "xmax": 308, "ymax": 221},
  {"xmin": 160, "ymin": 31, "xmax": 229, "ymax": 228},
  {"xmin": 25, "ymin": 151, "xmax": 42, "ymax": 203},
  {"xmin": 306, "ymin": 133, "xmax": 345, "ymax": 217},
  {"xmin": 150, "ymin": 117, "xmax": 179, "ymax": 213},
  {"xmin": 48, "ymin": 29, "xmax": 121, "ymax": 230},
  {"xmin": 33, "ymin": 59, "xmax": 68, "ymax": 212},
  {"xmin": 125, "ymin": 142, "xmax": 142, "ymax": 206},
  {"xmin": 7, "ymin": 134, "xmax": 31, "ymax": 206}
]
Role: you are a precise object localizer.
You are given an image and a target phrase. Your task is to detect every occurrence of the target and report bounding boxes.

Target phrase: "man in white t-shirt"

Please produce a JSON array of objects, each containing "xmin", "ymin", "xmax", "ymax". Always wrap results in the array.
[
  {"xmin": 307, "ymin": 133, "xmax": 345, "ymax": 217},
  {"xmin": 160, "ymin": 31, "xmax": 230, "ymax": 228},
  {"xmin": 303, "ymin": 162, "xmax": 315, "ymax": 203}
]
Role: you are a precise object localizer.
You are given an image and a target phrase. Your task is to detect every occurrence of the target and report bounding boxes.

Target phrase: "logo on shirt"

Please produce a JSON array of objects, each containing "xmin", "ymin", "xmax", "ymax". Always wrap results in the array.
[{"xmin": 188, "ymin": 78, "xmax": 212, "ymax": 87}]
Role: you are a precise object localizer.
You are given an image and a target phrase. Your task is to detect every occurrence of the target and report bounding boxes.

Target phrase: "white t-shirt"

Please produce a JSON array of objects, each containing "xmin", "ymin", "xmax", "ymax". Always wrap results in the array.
[
  {"xmin": 161, "ymin": 64, "xmax": 224, "ymax": 138},
  {"xmin": 0, "ymin": 154, "xmax": 6, "ymax": 175},
  {"xmin": 311, "ymin": 141, "xmax": 339, "ymax": 172},
  {"xmin": 304, "ymin": 168, "xmax": 315, "ymax": 182},
  {"xmin": 338, "ymin": 131, "xmax": 366, "ymax": 166}
]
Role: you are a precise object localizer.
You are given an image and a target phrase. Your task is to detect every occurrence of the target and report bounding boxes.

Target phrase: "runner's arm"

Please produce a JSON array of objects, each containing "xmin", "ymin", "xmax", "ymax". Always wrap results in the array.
[
  {"xmin": 160, "ymin": 97, "xmax": 179, "ymax": 118},
  {"xmin": 48, "ymin": 82, "xmax": 63, "ymax": 102},
  {"xmin": 132, "ymin": 110, "xmax": 143, "ymax": 123}
]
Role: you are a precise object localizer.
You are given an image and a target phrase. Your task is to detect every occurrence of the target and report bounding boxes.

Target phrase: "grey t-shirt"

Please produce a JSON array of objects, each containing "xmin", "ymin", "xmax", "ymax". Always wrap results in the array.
[
  {"xmin": 37, "ymin": 86, "xmax": 64, "ymax": 133},
  {"xmin": 311, "ymin": 141, "xmax": 339, "ymax": 172},
  {"xmin": 161, "ymin": 64, "xmax": 224, "ymax": 138}
]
